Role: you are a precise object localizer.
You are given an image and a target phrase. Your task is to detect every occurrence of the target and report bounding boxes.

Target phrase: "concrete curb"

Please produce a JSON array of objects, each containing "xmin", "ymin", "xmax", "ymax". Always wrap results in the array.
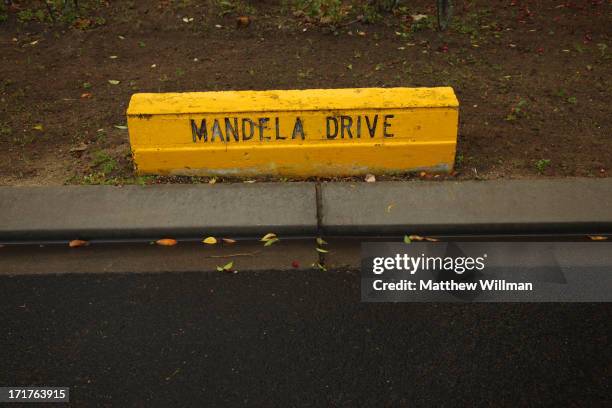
[
  {"xmin": 320, "ymin": 178, "xmax": 612, "ymax": 235},
  {"xmin": 1, "ymin": 178, "xmax": 611, "ymax": 241},
  {"xmin": 0, "ymin": 183, "xmax": 317, "ymax": 240}
]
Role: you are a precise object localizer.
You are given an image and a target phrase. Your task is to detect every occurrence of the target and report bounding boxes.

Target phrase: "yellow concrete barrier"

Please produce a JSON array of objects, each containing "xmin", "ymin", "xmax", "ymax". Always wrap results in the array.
[{"xmin": 127, "ymin": 87, "xmax": 459, "ymax": 177}]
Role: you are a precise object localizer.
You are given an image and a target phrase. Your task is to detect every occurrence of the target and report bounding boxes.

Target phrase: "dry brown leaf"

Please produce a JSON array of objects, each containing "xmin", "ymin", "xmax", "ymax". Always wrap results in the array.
[
  {"xmin": 69, "ymin": 239, "xmax": 89, "ymax": 248},
  {"xmin": 365, "ymin": 174, "xmax": 376, "ymax": 183},
  {"xmin": 222, "ymin": 238, "xmax": 237, "ymax": 244},
  {"xmin": 588, "ymin": 235, "xmax": 608, "ymax": 241},
  {"xmin": 425, "ymin": 237, "xmax": 440, "ymax": 242},
  {"xmin": 69, "ymin": 143, "xmax": 88, "ymax": 153},
  {"xmin": 236, "ymin": 16, "xmax": 251, "ymax": 28},
  {"xmin": 156, "ymin": 238, "xmax": 177, "ymax": 246}
]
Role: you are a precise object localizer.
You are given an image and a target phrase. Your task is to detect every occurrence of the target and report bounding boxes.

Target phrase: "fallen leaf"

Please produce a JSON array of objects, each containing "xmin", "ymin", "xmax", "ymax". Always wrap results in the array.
[
  {"xmin": 69, "ymin": 143, "xmax": 88, "ymax": 153},
  {"xmin": 216, "ymin": 261, "xmax": 234, "ymax": 272},
  {"xmin": 365, "ymin": 174, "xmax": 376, "ymax": 183},
  {"xmin": 260, "ymin": 233, "xmax": 277, "ymax": 242},
  {"xmin": 403, "ymin": 235, "xmax": 411, "ymax": 243},
  {"xmin": 69, "ymin": 239, "xmax": 89, "ymax": 248},
  {"xmin": 203, "ymin": 237, "xmax": 217, "ymax": 245},
  {"xmin": 108, "ymin": 80, "xmax": 120, "ymax": 85},
  {"xmin": 156, "ymin": 238, "xmax": 177, "ymax": 246},
  {"xmin": 208, "ymin": 177, "xmax": 217, "ymax": 185},
  {"xmin": 411, "ymin": 14, "xmax": 428, "ymax": 22},
  {"xmin": 315, "ymin": 247, "xmax": 328, "ymax": 253},
  {"xmin": 33, "ymin": 124, "xmax": 44, "ymax": 131},
  {"xmin": 114, "ymin": 125, "xmax": 128, "ymax": 130},
  {"xmin": 407, "ymin": 235, "xmax": 439, "ymax": 242},
  {"xmin": 264, "ymin": 237, "xmax": 279, "ymax": 247},
  {"xmin": 222, "ymin": 238, "xmax": 237, "ymax": 244},
  {"xmin": 236, "ymin": 16, "xmax": 250, "ymax": 28},
  {"xmin": 81, "ymin": 92, "xmax": 92, "ymax": 99},
  {"xmin": 291, "ymin": 260, "xmax": 300, "ymax": 268},
  {"xmin": 588, "ymin": 236, "xmax": 608, "ymax": 241},
  {"xmin": 109, "ymin": 55, "xmax": 118, "ymax": 59},
  {"xmin": 73, "ymin": 18, "xmax": 92, "ymax": 29},
  {"xmin": 316, "ymin": 237, "xmax": 328, "ymax": 246}
]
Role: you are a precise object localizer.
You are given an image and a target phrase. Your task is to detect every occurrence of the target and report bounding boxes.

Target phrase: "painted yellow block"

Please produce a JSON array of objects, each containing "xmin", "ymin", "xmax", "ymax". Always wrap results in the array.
[{"xmin": 127, "ymin": 87, "xmax": 459, "ymax": 177}]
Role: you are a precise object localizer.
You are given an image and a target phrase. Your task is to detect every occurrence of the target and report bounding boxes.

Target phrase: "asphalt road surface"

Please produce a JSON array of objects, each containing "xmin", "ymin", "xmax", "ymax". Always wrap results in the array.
[{"xmin": 1, "ymin": 269, "xmax": 609, "ymax": 407}]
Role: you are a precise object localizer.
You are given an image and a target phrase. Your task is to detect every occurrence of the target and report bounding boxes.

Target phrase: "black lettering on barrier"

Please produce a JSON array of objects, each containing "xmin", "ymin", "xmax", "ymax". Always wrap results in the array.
[
  {"xmin": 225, "ymin": 118, "xmax": 239, "ymax": 142},
  {"xmin": 258, "ymin": 118, "xmax": 270, "ymax": 141},
  {"xmin": 211, "ymin": 119, "xmax": 224, "ymax": 142},
  {"xmin": 275, "ymin": 117, "xmax": 286, "ymax": 140},
  {"xmin": 191, "ymin": 119, "xmax": 207, "ymax": 142},
  {"xmin": 365, "ymin": 115, "xmax": 378, "ymax": 138},
  {"xmin": 340, "ymin": 116, "xmax": 353, "ymax": 139},
  {"xmin": 356, "ymin": 116, "xmax": 361, "ymax": 138},
  {"xmin": 326, "ymin": 117, "xmax": 338, "ymax": 139},
  {"xmin": 292, "ymin": 117, "xmax": 305, "ymax": 140},
  {"xmin": 242, "ymin": 118, "xmax": 255, "ymax": 141},
  {"xmin": 383, "ymin": 114, "xmax": 394, "ymax": 138}
]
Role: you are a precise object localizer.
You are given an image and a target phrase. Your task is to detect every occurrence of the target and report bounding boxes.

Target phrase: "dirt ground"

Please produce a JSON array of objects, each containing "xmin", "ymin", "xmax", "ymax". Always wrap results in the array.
[{"xmin": 0, "ymin": 0, "xmax": 610, "ymax": 185}]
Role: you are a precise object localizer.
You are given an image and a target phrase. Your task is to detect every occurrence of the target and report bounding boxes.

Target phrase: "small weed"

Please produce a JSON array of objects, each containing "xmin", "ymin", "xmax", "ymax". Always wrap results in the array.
[
  {"xmin": 535, "ymin": 159, "xmax": 551, "ymax": 174},
  {"xmin": 13, "ymin": 1, "xmax": 103, "ymax": 27},
  {"xmin": 557, "ymin": 89, "xmax": 577, "ymax": 104},
  {"xmin": 17, "ymin": 9, "xmax": 37, "ymax": 23},
  {"xmin": 359, "ymin": 4, "xmax": 382, "ymax": 23},
  {"xmin": 216, "ymin": 0, "xmax": 255, "ymax": 17},
  {"xmin": 92, "ymin": 151, "xmax": 118, "ymax": 175},
  {"xmin": 455, "ymin": 154, "xmax": 463, "ymax": 167},
  {"xmin": 573, "ymin": 43, "xmax": 585, "ymax": 54},
  {"xmin": 297, "ymin": 68, "xmax": 313, "ymax": 79},
  {"xmin": 294, "ymin": 0, "xmax": 345, "ymax": 25},
  {"xmin": 135, "ymin": 175, "xmax": 155, "ymax": 186},
  {"xmin": 505, "ymin": 98, "xmax": 528, "ymax": 121},
  {"xmin": 411, "ymin": 16, "xmax": 434, "ymax": 32},
  {"xmin": 0, "ymin": 3, "xmax": 8, "ymax": 23}
]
